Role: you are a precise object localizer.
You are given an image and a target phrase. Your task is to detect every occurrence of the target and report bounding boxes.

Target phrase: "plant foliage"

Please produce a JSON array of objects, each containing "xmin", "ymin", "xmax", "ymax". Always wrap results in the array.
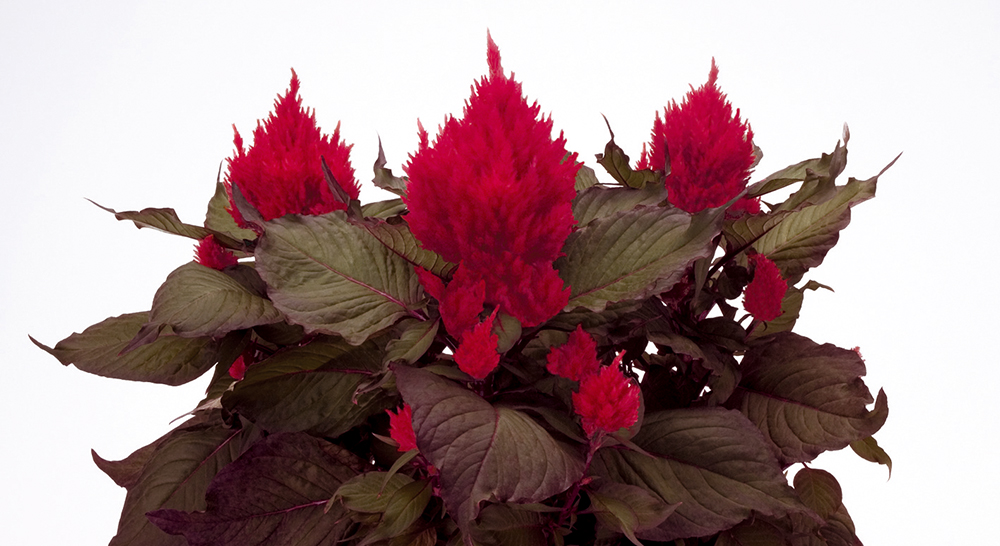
[{"xmin": 36, "ymin": 35, "xmax": 894, "ymax": 545}]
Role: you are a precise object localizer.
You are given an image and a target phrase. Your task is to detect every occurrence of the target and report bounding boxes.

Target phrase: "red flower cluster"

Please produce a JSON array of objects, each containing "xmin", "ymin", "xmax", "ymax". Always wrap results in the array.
[
  {"xmin": 386, "ymin": 403, "xmax": 418, "ymax": 452},
  {"xmin": 453, "ymin": 307, "xmax": 501, "ymax": 380},
  {"xmin": 546, "ymin": 324, "xmax": 601, "ymax": 381},
  {"xmin": 545, "ymin": 328, "xmax": 640, "ymax": 437},
  {"xmin": 571, "ymin": 353, "xmax": 641, "ymax": 437},
  {"xmin": 743, "ymin": 254, "xmax": 787, "ymax": 322},
  {"xmin": 194, "ymin": 235, "xmax": 237, "ymax": 270},
  {"xmin": 638, "ymin": 60, "xmax": 755, "ymax": 213},
  {"xmin": 225, "ymin": 70, "xmax": 359, "ymax": 227},
  {"xmin": 404, "ymin": 35, "xmax": 579, "ymax": 335}
]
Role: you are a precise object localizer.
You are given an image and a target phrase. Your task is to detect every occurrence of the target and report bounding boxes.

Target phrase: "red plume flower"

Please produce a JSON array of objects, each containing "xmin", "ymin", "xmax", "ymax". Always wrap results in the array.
[
  {"xmin": 194, "ymin": 235, "xmax": 237, "ymax": 270},
  {"xmin": 386, "ymin": 403, "xmax": 418, "ymax": 452},
  {"xmin": 225, "ymin": 70, "xmax": 359, "ymax": 227},
  {"xmin": 404, "ymin": 34, "xmax": 579, "ymax": 330},
  {"xmin": 453, "ymin": 306, "xmax": 501, "ymax": 380},
  {"xmin": 572, "ymin": 354, "xmax": 641, "ymax": 437},
  {"xmin": 638, "ymin": 59, "xmax": 755, "ymax": 213},
  {"xmin": 743, "ymin": 254, "xmax": 787, "ymax": 322},
  {"xmin": 546, "ymin": 324, "xmax": 601, "ymax": 381}
]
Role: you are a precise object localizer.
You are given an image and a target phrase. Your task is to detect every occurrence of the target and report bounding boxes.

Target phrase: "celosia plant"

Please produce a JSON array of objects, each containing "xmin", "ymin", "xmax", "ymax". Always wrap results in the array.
[{"xmin": 33, "ymin": 34, "xmax": 896, "ymax": 546}]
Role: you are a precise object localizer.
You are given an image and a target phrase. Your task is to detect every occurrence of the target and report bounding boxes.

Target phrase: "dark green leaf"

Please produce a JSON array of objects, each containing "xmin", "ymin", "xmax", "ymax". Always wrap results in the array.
[
  {"xmin": 753, "ymin": 175, "xmax": 882, "ymax": 284},
  {"xmin": 90, "ymin": 200, "xmax": 242, "ymax": 249},
  {"xmin": 92, "ymin": 442, "xmax": 161, "ymax": 490},
  {"xmin": 588, "ymin": 482, "xmax": 679, "ymax": 546},
  {"xmin": 149, "ymin": 262, "xmax": 283, "ymax": 337},
  {"xmin": 393, "ymin": 366, "xmax": 585, "ymax": 536},
  {"xmin": 590, "ymin": 407, "xmax": 807, "ymax": 542},
  {"xmin": 362, "ymin": 198, "xmax": 407, "ymax": 219},
  {"xmin": 148, "ymin": 432, "xmax": 357, "ymax": 546},
  {"xmin": 470, "ymin": 503, "xmax": 548, "ymax": 546},
  {"xmin": 714, "ymin": 518, "xmax": 790, "ymax": 546},
  {"xmin": 595, "ymin": 116, "xmax": 660, "ymax": 189},
  {"xmin": 494, "ymin": 311, "xmax": 522, "ymax": 354},
  {"xmin": 255, "ymin": 211, "xmax": 426, "ymax": 345},
  {"xmin": 793, "ymin": 467, "xmax": 842, "ymax": 520},
  {"xmin": 850, "ymin": 435, "xmax": 892, "ymax": 478},
  {"xmin": 222, "ymin": 339, "xmax": 395, "ymax": 437},
  {"xmin": 557, "ymin": 205, "xmax": 723, "ymax": 312},
  {"xmin": 372, "ymin": 137, "xmax": 410, "ymax": 197},
  {"xmin": 109, "ymin": 414, "xmax": 260, "ymax": 546},
  {"xmin": 204, "ymin": 181, "xmax": 257, "ymax": 243},
  {"xmin": 31, "ymin": 313, "xmax": 237, "ymax": 385},
  {"xmin": 571, "ymin": 182, "xmax": 667, "ymax": 227},
  {"xmin": 383, "ymin": 318, "xmax": 440, "ymax": 365},
  {"xmin": 575, "ymin": 164, "xmax": 599, "ymax": 191},
  {"xmin": 334, "ymin": 472, "xmax": 414, "ymax": 514},
  {"xmin": 730, "ymin": 332, "xmax": 889, "ymax": 465},
  {"xmin": 745, "ymin": 140, "xmax": 848, "ymax": 199},
  {"xmin": 362, "ymin": 216, "xmax": 458, "ymax": 278},
  {"xmin": 359, "ymin": 479, "xmax": 434, "ymax": 545}
]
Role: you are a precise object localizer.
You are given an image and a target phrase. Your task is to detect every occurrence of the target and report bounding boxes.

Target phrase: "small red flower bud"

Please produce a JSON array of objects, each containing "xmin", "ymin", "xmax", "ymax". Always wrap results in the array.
[
  {"xmin": 454, "ymin": 307, "xmax": 501, "ymax": 380},
  {"xmin": 572, "ymin": 354, "xmax": 641, "ymax": 437},
  {"xmin": 194, "ymin": 235, "xmax": 237, "ymax": 270},
  {"xmin": 386, "ymin": 403, "xmax": 418, "ymax": 452},
  {"xmin": 546, "ymin": 325, "xmax": 601, "ymax": 381},
  {"xmin": 743, "ymin": 254, "xmax": 787, "ymax": 322}
]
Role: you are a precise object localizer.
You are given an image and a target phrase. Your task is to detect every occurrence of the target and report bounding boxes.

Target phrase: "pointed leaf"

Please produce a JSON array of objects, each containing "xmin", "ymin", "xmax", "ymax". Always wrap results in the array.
[
  {"xmin": 359, "ymin": 479, "xmax": 433, "ymax": 545},
  {"xmin": 255, "ymin": 211, "xmax": 425, "ymax": 344},
  {"xmin": 587, "ymin": 483, "xmax": 679, "ymax": 546},
  {"xmin": 557, "ymin": 205, "xmax": 723, "ymax": 312},
  {"xmin": 850, "ymin": 435, "xmax": 892, "ymax": 477},
  {"xmin": 362, "ymin": 216, "xmax": 458, "ymax": 278},
  {"xmin": 745, "ymin": 141, "xmax": 847, "ymax": 199},
  {"xmin": 591, "ymin": 407, "xmax": 807, "ymax": 542},
  {"xmin": 729, "ymin": 332, "xmax": 889, "ymax": 465},
  {"xmin": 92, "ymin": 442, "xmax": 161, "ymax": 490},
  {"xmin": 148, "ymin": 432, "xmax": 358, "ymax": 546},
  {"xmin": 31, "ymin": 313, "xmax": 239, "ymax": 385},
  {"xmin": 149, "ymin": 262, "xmax": 283, "ymax": 338},
  {"xmin": 393, "ymin": 365, "xmax": 585, "ymax": 535},
  {"xmin": 595, "ymin": 116, "xmax": 660, "ymax": 189},
  {"xmin": 204, "ymin": 181, "xmax": 257, "ymax": 243},
  {"xmin": 752, "ymin": 173, "xmax": 884, "ymax": 284},
  {"xmin": 222, "ymin": 339, "xmax": 395, "ymax": 437},
  {"xmin": 109, "ymin": 414, "xmax": 260, "ymax": 546},
  {"xmin": 383, "ymin": 318, "xmax": 440, "ymax": 365},
  {"xmin": 362, "ymin": 198, "xmax": 407, "ymax": 219},
  {"xmin": 372, "ymin": 137, "xmax": 409, "ymax": 196},
  {"xmin": 91, "ymin": 200, "xmax": 242, "ymax": 249},
  {"xmin": 571, "ymin": 182, "xmax": 667, "ymax": 227}
]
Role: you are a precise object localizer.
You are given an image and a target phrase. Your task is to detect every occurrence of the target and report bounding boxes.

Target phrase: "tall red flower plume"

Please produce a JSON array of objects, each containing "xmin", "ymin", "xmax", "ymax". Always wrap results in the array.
[
  {"xmin": 638, "ymin": 59, "xmax": 755, "ymax": 213},
  {"xmin": 194, "ymin": 235, "xmax": 237, "ymax": 270},
  {"xmin": 546, "ymin": 324, "xmax": 601, "ymax": 381},
  {"xmin": 743, "ymin": 254, "xmax": 787, "ymax": 322},
  {"xmin": 386, "ymin": 403, "xmax": 418, "ymax": 452},
  {"xmin": 404, "ymin": 34, "xmax": 580, "ymax": 330},
  {"xmin": 572, "ymin": 354, "xmax": 641, "ymax": 437},
  {"xmin": 225, "ymin": 70, "xmax": 359, "ymax": 227}
]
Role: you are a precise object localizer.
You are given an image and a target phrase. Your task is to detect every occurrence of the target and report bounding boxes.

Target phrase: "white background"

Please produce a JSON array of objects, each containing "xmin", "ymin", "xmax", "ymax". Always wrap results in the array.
[{"xmin": 3, "ymin": 1, "xmax": 997, "ymax": 543}]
